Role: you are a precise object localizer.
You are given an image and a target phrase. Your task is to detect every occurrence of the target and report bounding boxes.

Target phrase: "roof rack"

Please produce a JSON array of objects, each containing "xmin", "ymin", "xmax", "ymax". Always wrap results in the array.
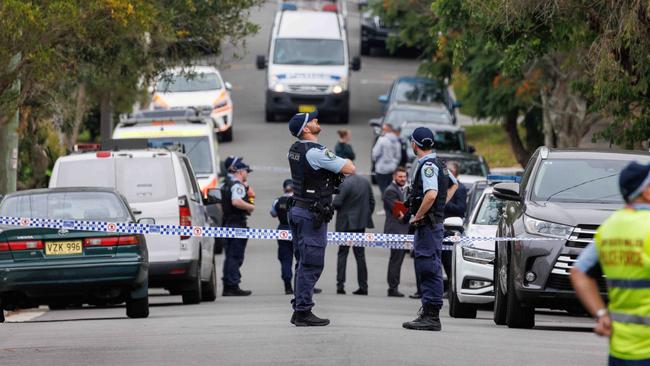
[{"xmin": 119, "ymin": 108, "xmax": 210, "ymax": 126}]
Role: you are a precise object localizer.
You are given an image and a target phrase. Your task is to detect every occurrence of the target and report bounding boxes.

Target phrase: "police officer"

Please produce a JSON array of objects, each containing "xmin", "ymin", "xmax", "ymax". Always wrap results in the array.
[
  {"xmin": 571, "ymin": 162, "xmax": 650, "ymax": 366},
  {"xmin": 287, "ymin": 111, "xmax": 355, "ymax": 327},
  {"xmin": 222, "ymin": 156, "xmax": 242, "ymax": 185},
  {"xmin": 270, "ymin": 179, "xmax": 296, "ymax": 295},
  {"xmin": 403, "ymin": 127, "xmax": 458, "ymax": 331},
  {"xmin": 221, "ymin": 159, "xmax": 254, "ymax": 296}
]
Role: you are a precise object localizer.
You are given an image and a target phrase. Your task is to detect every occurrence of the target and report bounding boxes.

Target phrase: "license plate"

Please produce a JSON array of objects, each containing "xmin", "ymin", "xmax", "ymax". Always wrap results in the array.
[
  {"xmin": 298, "ymin": 104, "xmax": 316, "ymax": 113},
  {"xmin": 45, "ymin": 241, "xmax": 83, "ymax": 256}
]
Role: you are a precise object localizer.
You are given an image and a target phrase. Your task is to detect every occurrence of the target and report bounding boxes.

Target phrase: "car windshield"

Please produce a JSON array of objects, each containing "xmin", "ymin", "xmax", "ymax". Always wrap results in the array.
[
  {"xmin": 394, "ymin": 81, "xmax": 446, "ymax": 104},
  {"xmin": 0, "ymin": 191, "xmax": 130, "ymax": 222},
  {"xmin": 148, "ymin": 137, "xmax": 213, "ymax": 176},
  {"xmin": 455, "ymin": 158, "xmax": 488, "ymax": 176},
  {"xmin": 158, "ymin": 73, "xmax": 222, "ymax": 93},
  {"xmin": 387, "ymin": 109, "xmax": 451, "ymax": 126},
  {"xmin": 400, "ymin": 127, "xmax": 464, "ymax": 152},
  {"xmin": 532, "ymin": 159, "xmax": 628, "ymax": 203},
  {"xmin": 273, "ymin": 39, "xmax": 344, "ymax": 65},
  {"xmin": 474, "ymin": 193, "xmax": 506, "ymax": 225}
]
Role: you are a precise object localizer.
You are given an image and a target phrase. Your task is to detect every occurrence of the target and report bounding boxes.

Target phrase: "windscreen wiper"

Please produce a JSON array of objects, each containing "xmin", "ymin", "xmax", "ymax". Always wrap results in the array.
[{"xmin": 544, "ymin": 173, "xmax": 618, "ymax": 202}]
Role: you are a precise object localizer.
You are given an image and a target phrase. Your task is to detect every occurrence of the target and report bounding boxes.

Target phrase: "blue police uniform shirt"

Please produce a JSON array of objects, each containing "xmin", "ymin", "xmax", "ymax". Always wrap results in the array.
[
  {"xmin": 302, "ymin": 140, "xmax": 347, "ymax": 173},
  {"xmin": 270, "ymin": 193, "xmax": 292, "ymax": 217},
  {"xmin": 416, "ymin": 152, "xmax": 458, "ymax": 192},
  {"xmin": 230, "ymin": 180, "xmax": 247, "ymax": 201}
]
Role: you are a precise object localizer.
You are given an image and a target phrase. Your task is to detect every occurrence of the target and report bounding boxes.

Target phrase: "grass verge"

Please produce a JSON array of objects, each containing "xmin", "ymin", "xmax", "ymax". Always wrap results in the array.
[{"xmin": 465, "ymin": 124, "xmax": 520, "ymax": 168}]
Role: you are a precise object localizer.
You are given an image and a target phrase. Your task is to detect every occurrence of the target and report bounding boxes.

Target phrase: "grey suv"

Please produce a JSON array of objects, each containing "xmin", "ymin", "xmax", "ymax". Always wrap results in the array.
[{"xmin": 492, "ymin": 147, "xmax": 650, "ymax": 328}]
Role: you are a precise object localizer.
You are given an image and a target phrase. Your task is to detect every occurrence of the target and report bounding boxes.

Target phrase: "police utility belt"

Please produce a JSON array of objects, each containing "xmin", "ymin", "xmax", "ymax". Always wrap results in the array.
[
  {"xmin": 405, "ymin": 195, "xmax": 441, "ymax": 226},
  {"xmin": 292, "ymin": 198, "xmax": 334, "ymax": 229}
]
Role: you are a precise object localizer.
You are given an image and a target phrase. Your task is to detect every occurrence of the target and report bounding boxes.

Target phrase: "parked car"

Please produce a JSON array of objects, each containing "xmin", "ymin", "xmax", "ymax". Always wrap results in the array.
[
  {"xmin": 256, "ymin": 9, "xmax": 361, "ymax": 123},
  {"xmin": 0, "ymin": 188, "xmax": 149, "ymax": 321},
  {"xmin": 113, "ymin": 110, "xmax": 221, "ymax": 197},
  {"xmin": 49, "ymin": 148, "xmax": 218, "ymax": 305},
  {"xmin": 378, "ymin": 76, "xmax": 461, "ymax": 124},
  {"xmin": 360, "ymin": 8, "xmax": 392, "ymax": 55},
  {"xmin": 492, "ymin": 147, "xmax": 650, "ymax": 328},
  {"xmin": 449, "ymin": 176, "xmax": 518, "ymax": 318},
  {"xmin": 151, "ymin": 66, "xmax": 234, "ymax": 141}
]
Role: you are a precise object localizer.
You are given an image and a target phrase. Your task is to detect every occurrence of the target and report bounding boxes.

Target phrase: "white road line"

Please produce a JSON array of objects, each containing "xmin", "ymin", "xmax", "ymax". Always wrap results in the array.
[{"xmin": 4, "ymin": 308, "xmax": 47, "ymax": 323}]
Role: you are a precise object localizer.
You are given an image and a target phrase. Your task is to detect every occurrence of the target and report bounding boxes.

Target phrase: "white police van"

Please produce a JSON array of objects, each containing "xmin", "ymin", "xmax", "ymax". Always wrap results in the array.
[{"xmin": 257, "ymin": 8, "xmax": 361, "ymax": 123}]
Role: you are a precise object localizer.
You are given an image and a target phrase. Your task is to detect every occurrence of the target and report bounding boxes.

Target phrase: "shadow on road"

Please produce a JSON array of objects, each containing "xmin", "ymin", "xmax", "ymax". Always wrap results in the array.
[{"xmin": 533, "ymin": 325, "xmax": 594, "ymax": 333}]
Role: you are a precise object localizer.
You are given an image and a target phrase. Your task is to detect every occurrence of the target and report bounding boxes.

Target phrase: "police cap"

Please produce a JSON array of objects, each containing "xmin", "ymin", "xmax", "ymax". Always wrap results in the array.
[
  {"xmin": 282, "ymin": 179, "xmax": 293, "ymax": 189},
  {"xmin": 233, "ymin": 160, "xmax": 252, "ymax": 173},
  {"xmin": 410, "ymin": 127, "xmax": 435, "ymax": 149},
  {"xmin": 288, "ymin": 111, "xmax": 318, "ymax": 138},
  {"xmin": 620, "ymin": 161, "xmax": 650, "ymax": 202}
]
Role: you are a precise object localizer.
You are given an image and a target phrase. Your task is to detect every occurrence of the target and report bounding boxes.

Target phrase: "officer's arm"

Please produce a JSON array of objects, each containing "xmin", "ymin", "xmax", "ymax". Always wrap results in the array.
[
  {"xmin": 306, "ymin": 148, "xmax": 355, "ymax": 175},
  {"xmin": 233, "ymin": 199, "xmax": 255, "ymax": 213},
  {"xmin": 445, "ymin": 173, "xmax": 459, "ymax": 204},
  {"xmin": 414, "ymin": 189, "xmax": 437, "ymax": 222},
  {"xmin": 340, "ymin": 159, "xmax": 356, "ymax": 175},
  {"xmin": 270, "ymin": 199, "xmax": 278, "ymax": 217},
  {"xmin": 231, "ymin": 183, "xmax": 255, "ymax": 213},
  {"xmin": 570, "ymin": 244, "xmax": 607, "ymax": 318}
]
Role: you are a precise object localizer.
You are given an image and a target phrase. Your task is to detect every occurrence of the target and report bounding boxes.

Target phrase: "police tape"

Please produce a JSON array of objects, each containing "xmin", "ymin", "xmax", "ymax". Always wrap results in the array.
[{"xmin": 0, "ymin": 216, "xmax": 564, "ymax": 251}]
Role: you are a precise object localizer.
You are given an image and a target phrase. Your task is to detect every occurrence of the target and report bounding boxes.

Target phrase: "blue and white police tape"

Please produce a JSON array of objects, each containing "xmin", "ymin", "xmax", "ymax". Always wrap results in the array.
[{"xmin": 0, "ymin": 216, "xmax": 564, "ymax": 251}]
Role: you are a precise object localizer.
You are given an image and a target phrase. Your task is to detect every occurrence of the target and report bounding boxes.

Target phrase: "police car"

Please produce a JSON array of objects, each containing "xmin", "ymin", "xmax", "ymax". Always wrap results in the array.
[
  {"xmin": 150, "ymin": 66, "xmax": 234, "ymax": 142},
  {"xmin": 448, "ymin": 175, "xmax": 517, "ymax": 318}
]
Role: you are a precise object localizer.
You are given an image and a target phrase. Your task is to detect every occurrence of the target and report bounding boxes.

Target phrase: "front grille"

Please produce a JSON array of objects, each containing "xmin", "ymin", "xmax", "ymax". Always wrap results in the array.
[
  {"xmin": 287, "ymin": 85, "xmax": 329, "ymax": 94},
  {"xmin": 549, "ymin": 253, "xmax": 607, "ymax": 292},
  {"xmin": 566, "ymin": 224, "xmax": 598, "ymax": 248},
  {"xmin": 291, "ymin": 96, "xmax": 326, "ymax": 106}
]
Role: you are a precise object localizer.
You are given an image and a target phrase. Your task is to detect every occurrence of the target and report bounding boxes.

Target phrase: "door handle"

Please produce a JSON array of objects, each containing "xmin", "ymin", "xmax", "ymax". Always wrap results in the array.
[{"xmin": 132, "ymin": 210, "xmax": 142, "ymax": 215}]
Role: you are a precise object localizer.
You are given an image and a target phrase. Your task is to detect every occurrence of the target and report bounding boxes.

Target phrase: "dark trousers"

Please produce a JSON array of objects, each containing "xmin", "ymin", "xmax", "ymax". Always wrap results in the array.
[
  {"xmin": 441, "ymin": 249, "xmax": 452, "ymax": 292},
  {"xmin": 222, "ymin": 237, "xmax": 248, "ymax": 287},
  {"xmin": 376, "ymin": 173, "xmax": 393, "ymax": 194},
  {"xmin": 414, "ymin": 224, "xmax": 444, "ymax": 309},
  {"xmin": 289, "ymin": 206, "xmax": 327, "ymax": 312},
  {"xmin": 609, "ymin": 356, "xmax": 650, "ymax": 366},
  {"xmin": 387, "ymin": 248, "xmax": 409, "ymax": 291},
  {"xmin": 278, "ymin": 239, "xmax": 294, "ymax": 282},
  {"xmin": 336, "ymin": 230, "xmax": 368, "ymax": 291}
]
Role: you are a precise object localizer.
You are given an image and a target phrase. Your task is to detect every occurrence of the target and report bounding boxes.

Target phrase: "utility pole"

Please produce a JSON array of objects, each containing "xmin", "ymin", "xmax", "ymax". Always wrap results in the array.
[{"xmin": 0, "ymin": 53, "xmax": 21, "ymax": 194}]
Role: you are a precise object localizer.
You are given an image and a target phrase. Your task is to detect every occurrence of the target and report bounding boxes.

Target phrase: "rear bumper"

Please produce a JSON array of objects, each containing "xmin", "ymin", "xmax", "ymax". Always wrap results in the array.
[
  {"xmin": 266, "ymin": 90, "xmax": 349, "ymax": 117},
  {"xmin": 148, "ymin": 260, "xmax": 199, "ymax": 288}
]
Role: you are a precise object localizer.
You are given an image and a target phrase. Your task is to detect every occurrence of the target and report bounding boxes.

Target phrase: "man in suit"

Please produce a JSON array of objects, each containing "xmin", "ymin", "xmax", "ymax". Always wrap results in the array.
[
  {"xmin": 442, "ymin": 161, "xmax": 468, "ymax": 292},
  {"xmin": 333, "ymin": 171, "xmax": 375, "ymax": 295},
  {"xmin": 384, "ymin": 167, "xmax": 411, "ymax": 297}
]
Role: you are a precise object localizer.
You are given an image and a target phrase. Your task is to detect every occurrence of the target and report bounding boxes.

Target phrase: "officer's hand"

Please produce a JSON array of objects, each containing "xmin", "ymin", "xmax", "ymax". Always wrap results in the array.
[
  {"xmin": 594, "ymin": 314, "xmax": 612, "ymax": 337},
  {"xmin": 247, "ymin": 186, "xmax": 256, "ymax": 198},
  {"xmin": 397, "ymin": 212, "xmax": 405, "ymax": 220},
  {"xmin": 409, "ymin": 215, "xmax": 421, "ymax": 225}
]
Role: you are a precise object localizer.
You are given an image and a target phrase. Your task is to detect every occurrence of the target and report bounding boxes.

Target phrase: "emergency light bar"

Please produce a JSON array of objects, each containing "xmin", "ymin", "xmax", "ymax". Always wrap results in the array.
[{"xmin": 486, "ymin": 175, "xmax": 521, "ymax": 184}]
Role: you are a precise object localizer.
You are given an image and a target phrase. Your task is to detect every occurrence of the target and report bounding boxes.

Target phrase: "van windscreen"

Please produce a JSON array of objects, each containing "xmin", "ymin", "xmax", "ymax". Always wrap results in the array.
[
  {"xmin": 147, "ymin": 137, "xmax": 213, "ymax": 176},
  {"xmin": 115, "ymin": 157, "xmax": 178, "ymax": 203},
  {"xmin": 273, "ymin": 39, "xmax": 344, "ymax": 65}
]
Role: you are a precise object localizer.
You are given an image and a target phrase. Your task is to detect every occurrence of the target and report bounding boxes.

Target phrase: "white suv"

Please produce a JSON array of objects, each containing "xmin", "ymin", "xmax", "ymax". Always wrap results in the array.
[{"xmin": 49, "ymin": 149, "xmax": 217, "ymax": 304}]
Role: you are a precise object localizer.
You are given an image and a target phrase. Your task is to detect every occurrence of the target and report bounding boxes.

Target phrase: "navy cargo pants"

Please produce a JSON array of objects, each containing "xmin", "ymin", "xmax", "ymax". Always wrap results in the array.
[
  {"xmin": 289, "ymin": 206, "xmax": 327, "ymax": 312},
  {"xmin": 222, "ymin": 222, "xmax": 248, "ymax": 288},
  {"xmin": 413, "ymin": 223, "xmax": 444, "ymax": 309},
  {"xmin": 277, "ymin": 224, "xmax": 294, "ymax": 282}
]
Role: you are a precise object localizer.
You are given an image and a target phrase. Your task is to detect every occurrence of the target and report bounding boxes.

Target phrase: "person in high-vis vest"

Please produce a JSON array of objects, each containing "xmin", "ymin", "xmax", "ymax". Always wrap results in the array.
[{"xmin": 571, "ymin": 161, "xmax": 650, "ymax": 366}]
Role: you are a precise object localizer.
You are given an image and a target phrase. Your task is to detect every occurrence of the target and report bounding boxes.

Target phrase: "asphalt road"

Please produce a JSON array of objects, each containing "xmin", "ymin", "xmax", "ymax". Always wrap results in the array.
[{"xmin": 0, "ymin": 2, "xmax": 608, "ymax": 365}]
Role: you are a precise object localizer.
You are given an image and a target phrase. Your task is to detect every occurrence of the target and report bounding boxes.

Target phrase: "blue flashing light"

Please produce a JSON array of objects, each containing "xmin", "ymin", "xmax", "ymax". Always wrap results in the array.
[
  {"xmin": 486, "ymin": 175, "xmax": 521, "ymax": 183},
  {"xmin": 282, "ymin": 3, "xmax": 297, "ymax": 11}
]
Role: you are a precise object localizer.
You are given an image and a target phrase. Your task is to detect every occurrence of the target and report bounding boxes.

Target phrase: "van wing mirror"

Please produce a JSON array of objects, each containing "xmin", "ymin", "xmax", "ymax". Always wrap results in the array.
[
  {"xmin": 493, "ymin": 182, "xmax": 521, "ymax": 202},
  {"xmin": 351, "ymin": 56, "xmax": 361, "ymax": 71},
  {"xmin": 225, "ymin": 82, "xmax": 232, "ymax": 91},
  {"xmin": 256, "ymin": 55, "xmax": 267, "ymax": 70},
  {"xmin": 205, "ymin": 188, "xmax": 222, "ymax": 205},
  {"xmin": 378, "ymin": 95, "xmax": 388, "ymax": 104}
]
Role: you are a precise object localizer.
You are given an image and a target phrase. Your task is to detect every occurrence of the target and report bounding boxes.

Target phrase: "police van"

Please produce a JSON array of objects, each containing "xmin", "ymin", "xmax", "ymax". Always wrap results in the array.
[{"xmin": 256, "ymin": 8, "xmax": 361, "ymax": 123}]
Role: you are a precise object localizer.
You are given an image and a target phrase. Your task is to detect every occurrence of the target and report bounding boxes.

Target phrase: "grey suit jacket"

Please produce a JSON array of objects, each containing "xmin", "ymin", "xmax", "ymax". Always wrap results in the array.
[
  {"xmin": 333, "ymin": 174, "xmax": 375, "ymax": 232},
  {"xmin": 382, "ymin": 181, "xmax": 409, "ymax": 234}
]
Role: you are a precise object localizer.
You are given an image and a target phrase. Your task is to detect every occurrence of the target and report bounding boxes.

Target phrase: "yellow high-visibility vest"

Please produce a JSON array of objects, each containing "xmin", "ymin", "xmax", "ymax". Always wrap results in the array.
[{"xmin": 594, "ymin": 205, "xmax": 650, "ymax": 360}]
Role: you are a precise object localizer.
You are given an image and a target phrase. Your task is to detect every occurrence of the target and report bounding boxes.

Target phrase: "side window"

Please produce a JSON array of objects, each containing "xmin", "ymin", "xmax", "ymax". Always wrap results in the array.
[
  {"xmin": 181, "ymin": 157, "xmax": 201, "ymax": 201},
  {"xmin": 519, "ymin": 151, "xmax": 539, "ymax": 195}
]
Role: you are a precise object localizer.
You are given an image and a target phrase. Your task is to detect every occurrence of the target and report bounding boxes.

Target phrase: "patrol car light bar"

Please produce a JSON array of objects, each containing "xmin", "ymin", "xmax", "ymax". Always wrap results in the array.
[{"xmin": 486, "ymin": 175, "xmax": 521, "ymax": 184}]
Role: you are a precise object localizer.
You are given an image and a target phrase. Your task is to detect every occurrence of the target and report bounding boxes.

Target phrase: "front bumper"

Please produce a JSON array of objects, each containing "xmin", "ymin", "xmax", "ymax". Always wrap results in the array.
[
  {"xmin": 266, "ymin": 90, "xmax": 349, "ymax": 117},
  {"xmin": 456, "ymin": 252, "xmax": 494, "ymax": 304},
  {"xmin": 511, "ymin": 236, "xmax": 607, "ymax": 309}
]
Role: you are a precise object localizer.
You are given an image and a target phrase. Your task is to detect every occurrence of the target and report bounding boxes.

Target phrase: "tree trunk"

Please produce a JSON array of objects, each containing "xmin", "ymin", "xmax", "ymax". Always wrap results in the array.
[
  {"xmin": 99, "ymin": 91, "xmax": 113, "ymax": 146},
  {"xmin": 503, "ymin": 108, "xmax": 530, "ymax": 167},
  {"xmin": 65, "ymin": 84, "xmax": 87, "ymax": 151},
  {"xmin": 0, "ymin": 110, "xmax": 19, "ymax": 194}
]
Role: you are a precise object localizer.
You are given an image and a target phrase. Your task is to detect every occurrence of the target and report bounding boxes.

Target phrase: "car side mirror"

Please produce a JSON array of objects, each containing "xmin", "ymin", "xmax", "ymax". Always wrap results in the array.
[
  {"xmin": 205, "ymin": 188, "xmax": 222, "ymax": 205},
  {"xmin": 443, "ymin": 216, "xmax": 463, "ymax": 229},
  {"xmin": 351, "ymin": 56, "xmax": 361, "ymax": 71},
  {"xmin": 378, "ymin": 95, "xmax": 388, "ymax": 104},
  {"xmin": 368, "ymin": 118, "xmax": 382, "ymax": 129},
  {"xmin": 493, "ymin": 182, "xmax": 521, "ymax": 202},
  {"xmin": 256, "ymin": 55, "xmax": 267, "ymax": 70},
  {"xmin": 225, "ymin": 82, "xmax": 232, "ymax": 91},
  {"xmin": 468, "ymin": 145, "xmax": 476, "ymax": 154},
  {"xmin": 137, "ymin": 217, "xmax": 156, "ymax": 225}
]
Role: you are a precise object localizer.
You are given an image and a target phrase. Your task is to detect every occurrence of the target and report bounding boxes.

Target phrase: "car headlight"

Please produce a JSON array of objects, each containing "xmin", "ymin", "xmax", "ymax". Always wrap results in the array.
[
  {"xmin": 462, "ymin": 247, "xmax": 495, "ymax": 264},
  {"xmin": 332, "ymin": 84, "xmax": 344, "ymax": 94},
  {"xmin": 213, "ymin": 99, "xmax": 228, "ymax": 109},
  {"xmin": 273, "ymin": 83, "xmax": 285, "ymax": 93},
  {"xmin": 523, "ymin": 216, "xmax": 573, "ymax": 239}
]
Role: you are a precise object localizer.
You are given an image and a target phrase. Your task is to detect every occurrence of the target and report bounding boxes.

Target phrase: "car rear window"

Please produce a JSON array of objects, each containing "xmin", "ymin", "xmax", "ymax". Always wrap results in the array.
[
  {"xmin": 0, "ymin": 191, "xmax": 130, "ymax": 221},
  {"xmin": 115, "ymin": 157, "xmax": 177, "ymax": 203},
  {"xmin": 56, "ymin": 159, "xmax": 115, "ymax": 188},
  {"xmin": 158, "ymin": 73, "xmax": 222, "ymax": 93}
]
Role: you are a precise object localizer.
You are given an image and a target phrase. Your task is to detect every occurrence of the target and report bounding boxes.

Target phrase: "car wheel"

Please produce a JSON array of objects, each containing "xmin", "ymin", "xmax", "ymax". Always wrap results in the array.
[
  {"xmin": 201, "ymin": 256, "xmax": 218, "ymax": 302},
  {"xmin": 48, "ymin": 302, "xmax": 67, "ymax": 310},
  {"xmin": 449, "ymin": 254, "xmax": 477, "ymax": 319},
  {"xmin": 505, "ymin": 258, "xmax": 535, "ymax": 329},
  {"xmin": 126, "ymin": 295, "xmax": 149, "ymax": 318},
  {"xmin": 493, "ymin": 248, "xmax": 508, "ymax": 325},
  {"xmin": 0, "ymin": 305, "xmax": 5, "ymax": 323},
  {"xmin": 182, "ymin": 262, "xmax": 203, "ymax": 305},
  {"xmin": 338, "ymin": 110, "xmax": 349, "ymax": 124},
  {"xmin": 220, "ymin": 127, "xmax": 233, "ymax": 142},
  {"xmin": 265, "ymin": 109, "xmax": 275, "ymax": 122},
  {"xmin": 214, "ymin": 238, "xmax": 224, "ymax": 255}
]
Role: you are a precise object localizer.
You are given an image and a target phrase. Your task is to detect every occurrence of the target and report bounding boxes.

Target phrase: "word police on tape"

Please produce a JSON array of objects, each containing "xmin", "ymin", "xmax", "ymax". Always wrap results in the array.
[{"xmin": 0, "ymin": 216, "xmax": 564, "ymax": 251}]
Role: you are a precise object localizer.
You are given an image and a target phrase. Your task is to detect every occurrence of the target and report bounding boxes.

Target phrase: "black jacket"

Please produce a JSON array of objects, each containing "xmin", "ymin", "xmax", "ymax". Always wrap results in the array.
[
  {"xmin": 444, "ymin": 183, "xmax": 467, "ymax": 218},
  {"xmin": 383, "ymin": 181, "xmax": 410, "ymax": 234},
  {"xmin": 333, "ymin": 174, "xmax": 375, "ymax": 232}
]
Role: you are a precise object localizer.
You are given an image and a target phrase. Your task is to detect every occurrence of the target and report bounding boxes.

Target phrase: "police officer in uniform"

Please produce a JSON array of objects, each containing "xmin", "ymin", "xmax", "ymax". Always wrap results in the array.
[
  {"xmin": 287, "ymin": 111, "xmax": 355, "ymax": 326},
  {"xmin": 403, "ymin": 127, "xmax": 458, "ymax": 331},
  {"xmin": 571, "ymin": 162, "xmax": 650, "ymax": 366},
  {"xmin": 270, "ymin": 179, "xmax": 296, "ymax": 294},
  {"xmin": 221, "ymin": 160, "xmax": 254, "ymax": 296}
]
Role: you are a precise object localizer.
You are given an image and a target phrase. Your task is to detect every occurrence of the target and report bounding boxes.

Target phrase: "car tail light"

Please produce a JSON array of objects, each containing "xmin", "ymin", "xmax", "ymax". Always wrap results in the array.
[
  {"xmin": 0, "ymin": 243, "xmax": 9, "ymax": 252},
  {"xmin": 83, "ymin": 236, "xmax": 139, "ymax": 247},
  {"xmin": 8, "ymin": 240, "xmax": 44, "ymax": 251},
  {"xmin": 179, "ymin": 196, "xmax": 191, "ymax": 240},
  {"xmin": 96, "ymin": 151, "xmax": 112, "ymax": 158}
]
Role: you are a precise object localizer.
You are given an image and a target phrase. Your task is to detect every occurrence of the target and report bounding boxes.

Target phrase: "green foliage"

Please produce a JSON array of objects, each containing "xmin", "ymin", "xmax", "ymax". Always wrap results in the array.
[{"xmin": 465, "ymin": 124, "xmax": 522, "ymax": 168}]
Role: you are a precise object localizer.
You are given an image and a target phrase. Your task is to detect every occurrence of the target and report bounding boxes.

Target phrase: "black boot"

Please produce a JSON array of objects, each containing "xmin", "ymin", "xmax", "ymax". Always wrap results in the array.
[
  {"xmin": 222, "ymin": 286, "xmax": 252, "ymax": 297},
  {"xmin": 284, "ymin": 281, "xmax": 294, "ymax": 295},
  {"xmin": 387, "ymin": 289, "xmax": 405, "ymax": 297},
  {"xmin": 293, "ymin": 310, "xmax": 330, "ymax": 327},
  {"xmin": 402, "ymin": 304, "xmax": 441, "ymax": 331}
]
